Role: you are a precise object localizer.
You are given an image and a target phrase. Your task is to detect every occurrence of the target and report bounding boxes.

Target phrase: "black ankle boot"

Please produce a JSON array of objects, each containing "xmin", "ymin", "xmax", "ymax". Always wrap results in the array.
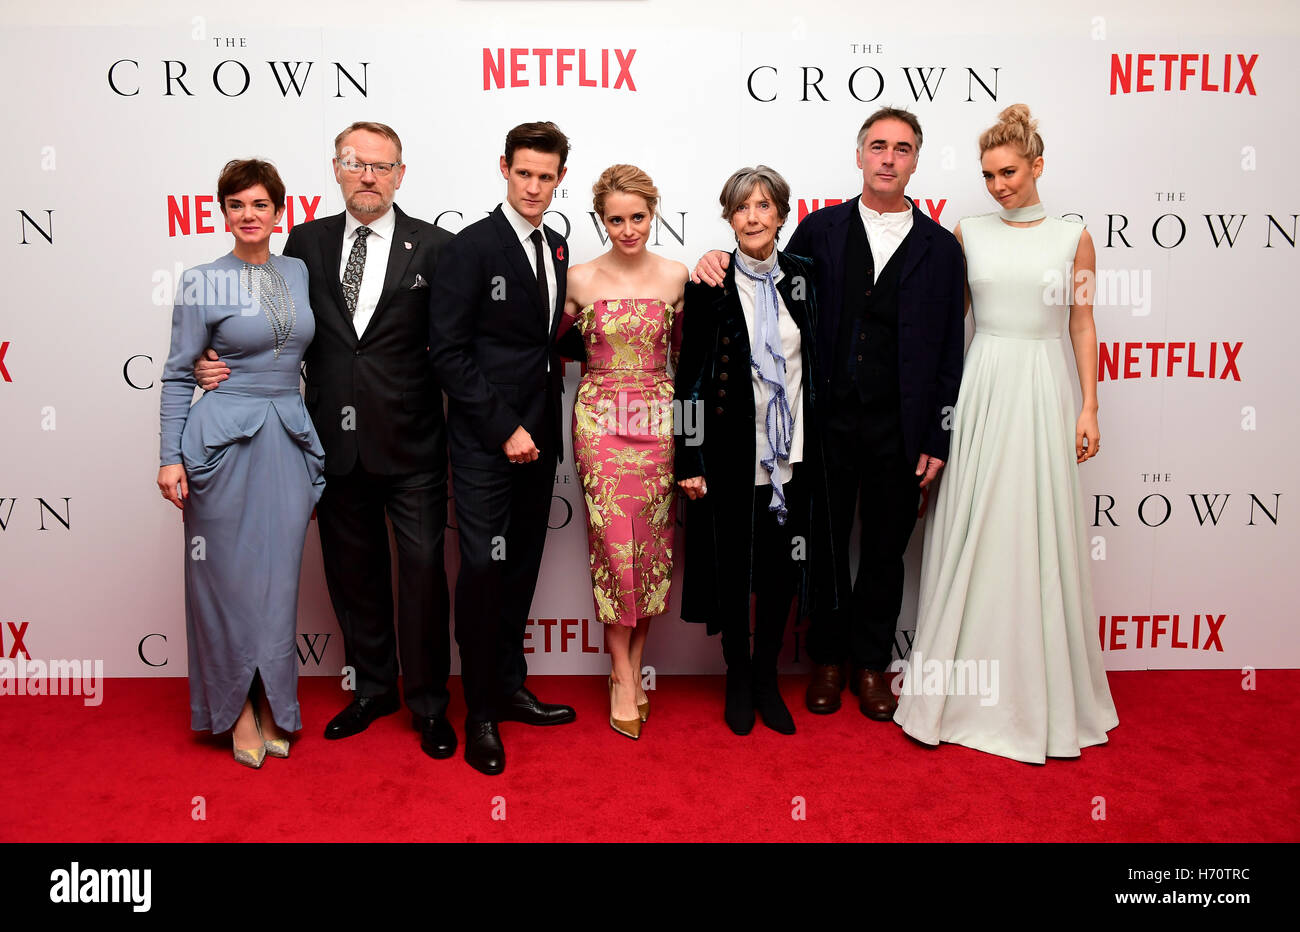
[
  {"xmin": 752, "ymin": 670, "xmax": 795, "ymax": 734},
  {"xmin": 721, "ymin": 628, "xmax": 755, "ymax": 735},
  {"xmin": 724, "ymin": 665, "xmax": 755, "ymax": 735}
]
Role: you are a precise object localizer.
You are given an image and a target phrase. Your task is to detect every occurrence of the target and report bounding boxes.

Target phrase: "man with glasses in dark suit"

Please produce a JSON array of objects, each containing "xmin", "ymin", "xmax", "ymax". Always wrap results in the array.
[{"xmin": 197, "ymin": 121, "xmax": 459, "ymax": 761}]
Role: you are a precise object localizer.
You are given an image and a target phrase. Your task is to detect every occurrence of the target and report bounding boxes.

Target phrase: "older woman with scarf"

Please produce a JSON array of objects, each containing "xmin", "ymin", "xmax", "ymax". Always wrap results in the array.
[{"xmin": 674, "ymin": 165, "xmax": 834, "ymax": 736}]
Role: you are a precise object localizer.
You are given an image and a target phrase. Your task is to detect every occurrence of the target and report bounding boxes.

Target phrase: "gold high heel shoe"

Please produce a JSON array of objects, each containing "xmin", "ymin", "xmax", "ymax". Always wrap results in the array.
[
  {"xmin": 254, "ymin": 704, "xmax": 290, "ymax": 758},
  {"xmin": 637, "ymin": 691, "xmax": 650, "ymax": 723},
  {"xmin": 232, "ymin": 724, "xmax": 266, "ymax": 769},
  {"xmin": 608, "ymin": 676, "xmax": 641, "ymax": 740}
]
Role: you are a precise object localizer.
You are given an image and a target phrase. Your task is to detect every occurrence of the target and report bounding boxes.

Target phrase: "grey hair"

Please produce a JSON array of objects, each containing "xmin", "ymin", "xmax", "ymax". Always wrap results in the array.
[{"xmin": 718, "ymin": 164, "xmax": 791, "ymax": 225}]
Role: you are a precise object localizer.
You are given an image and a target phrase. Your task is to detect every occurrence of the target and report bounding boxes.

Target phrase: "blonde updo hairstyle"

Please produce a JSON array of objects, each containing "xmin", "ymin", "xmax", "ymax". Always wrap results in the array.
[
  {"xmin": 978, "ymin": 103, "xmax": 1044, "ymax": 161},
  {"xmin": 592, "ymin": 164, "xmax": 660, "ymax": 219}
]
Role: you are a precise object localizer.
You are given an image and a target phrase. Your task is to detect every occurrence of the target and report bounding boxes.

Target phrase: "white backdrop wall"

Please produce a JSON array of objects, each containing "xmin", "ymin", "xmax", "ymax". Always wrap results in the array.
[{"xmin": 2, "ymin": 1, "xmax": 1297, "ymax": 679}]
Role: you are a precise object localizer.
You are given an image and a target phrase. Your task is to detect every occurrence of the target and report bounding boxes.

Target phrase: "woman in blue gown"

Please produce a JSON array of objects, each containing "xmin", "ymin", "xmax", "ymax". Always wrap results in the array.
[{"xmin": 157, "ymin": 159, "xmax": 325, "ymax": 768}]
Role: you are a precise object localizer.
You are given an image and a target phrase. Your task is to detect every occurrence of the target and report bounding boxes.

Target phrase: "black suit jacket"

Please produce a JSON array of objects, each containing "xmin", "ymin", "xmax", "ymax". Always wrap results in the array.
[
  {"xmin": 786, "ymin": 195, "xmax": 965, "ymax": 464},
  {"xmin": 427, "ymin": 205, "xmax": 569, "ymax": 467},
  {"xmin": 284, "ymin": 203, "xmax": 454, "ymax": 477}
]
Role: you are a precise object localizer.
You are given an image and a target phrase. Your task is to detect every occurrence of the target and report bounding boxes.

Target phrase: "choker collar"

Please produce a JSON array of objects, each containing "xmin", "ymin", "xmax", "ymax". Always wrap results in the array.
[{"xmin": 1000, "ymin": 203, "xmax": 1047, "ymax": 222}]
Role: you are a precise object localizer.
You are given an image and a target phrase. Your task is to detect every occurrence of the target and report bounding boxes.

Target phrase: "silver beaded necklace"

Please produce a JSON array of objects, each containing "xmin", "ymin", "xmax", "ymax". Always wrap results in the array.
[{"xmin": 241, "ymin": 259, "xmax": 297, "ymax": 358}]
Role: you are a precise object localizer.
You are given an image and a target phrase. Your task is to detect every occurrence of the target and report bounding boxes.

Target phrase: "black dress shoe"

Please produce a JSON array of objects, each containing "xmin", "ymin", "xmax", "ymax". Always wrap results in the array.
[
  {"xmin": 412, "ymin": 712, "xmax": 457, "ymax": 759},
  {"xmin": 498, "ymin": 686, "xmax": 576, "ymax": 726},
  {"xmin": 323, "ymin": 692, "xmax": 400, "ymax": 740},
  {"xmin": 464, "ymin": 721, "xmax": 505, "ymax": 775}
]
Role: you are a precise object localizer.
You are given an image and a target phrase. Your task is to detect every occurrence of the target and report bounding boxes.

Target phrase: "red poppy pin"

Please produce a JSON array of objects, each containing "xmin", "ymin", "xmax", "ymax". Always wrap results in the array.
[{"xmin": 555, "ymin": 246, "xmax": 565, "ymax": 262}]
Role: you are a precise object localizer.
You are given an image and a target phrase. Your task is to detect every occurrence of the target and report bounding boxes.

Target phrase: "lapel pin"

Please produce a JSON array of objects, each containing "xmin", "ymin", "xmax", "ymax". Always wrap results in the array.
[{"xmin": 404, "ymin": 241, "xmax": 412, "ymax": 250}]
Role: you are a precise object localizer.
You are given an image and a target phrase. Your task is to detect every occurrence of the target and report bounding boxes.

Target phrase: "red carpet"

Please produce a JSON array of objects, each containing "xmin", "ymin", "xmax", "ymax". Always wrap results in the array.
[{"xmin": 4, "ymin": 671, "xmax": 1297, "ymax": 842}]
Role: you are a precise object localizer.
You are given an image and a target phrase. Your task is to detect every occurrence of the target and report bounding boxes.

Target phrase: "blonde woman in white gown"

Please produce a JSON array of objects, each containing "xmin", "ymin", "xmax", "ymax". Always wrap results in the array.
[{"xmin": 893, "ymin": 105, "xmax": 1118, "ymax": 763}]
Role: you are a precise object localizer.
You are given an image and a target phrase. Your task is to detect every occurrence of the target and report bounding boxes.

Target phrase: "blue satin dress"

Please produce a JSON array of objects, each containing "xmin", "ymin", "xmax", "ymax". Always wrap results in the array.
[{"xmin": 159, "ymin": 251, "xmax": 325, "ymax": 734}]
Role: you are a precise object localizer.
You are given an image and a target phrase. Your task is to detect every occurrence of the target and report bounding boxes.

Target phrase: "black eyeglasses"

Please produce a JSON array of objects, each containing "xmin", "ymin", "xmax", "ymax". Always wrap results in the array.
[{"xmin": 336, "ymin": 160, "xmax": 401, "ymax": 176}]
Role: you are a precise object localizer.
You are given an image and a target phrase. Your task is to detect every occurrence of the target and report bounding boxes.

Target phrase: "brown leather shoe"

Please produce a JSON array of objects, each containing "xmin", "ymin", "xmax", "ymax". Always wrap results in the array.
[
  {"xmin": 805, "ymin": 664, "xmax": 845, "ymax": 714},
  {"xmin": 856, "ymin": 668, "xmax": 898, "ymax": 721}
]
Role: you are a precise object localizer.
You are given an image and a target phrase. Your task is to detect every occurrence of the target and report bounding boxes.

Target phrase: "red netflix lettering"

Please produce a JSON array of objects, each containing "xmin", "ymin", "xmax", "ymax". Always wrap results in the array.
[
  {"xmin": 483, "ymin": 48, "xmax": 637, "ymax": 91},
  {"xmin": 1109, "ymin": 52, "xmax": 1259, "ymax": 95},
  {"xmin": 1096, "ymin": 341, "xmax": 1243, "ymax": 381}
]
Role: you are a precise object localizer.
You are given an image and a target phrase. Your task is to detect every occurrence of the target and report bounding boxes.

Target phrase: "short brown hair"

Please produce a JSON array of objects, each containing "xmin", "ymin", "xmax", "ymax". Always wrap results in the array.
[
  {"xmin": 216, "ymin": 159, "xmax": 286, "ymax": 212},
  {"xmin": 334, "ymin": 121, "xmax": 403, "ymax": 163},
  {"xmin": 978, "ymin": 103, "xmax": 1044, "ymax": 161},
  {"xmin": 857, "ymin": 107, "xmax": 923, "ymax": 150},
  {"xmin": 718, "ymin": 165, "xmax": 791, "ymax": 224},
  {"xmin": 504, "ymin": 121, "xmax": 570, "ymax": 170},
  {"xmin": 592, "ymin": 164, "xmax": 660, "ymax": 218}
]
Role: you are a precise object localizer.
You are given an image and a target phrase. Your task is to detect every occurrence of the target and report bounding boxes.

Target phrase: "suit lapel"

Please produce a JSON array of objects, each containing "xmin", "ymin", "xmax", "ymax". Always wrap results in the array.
[
  {"xmin": 366, "ymin": 205, "xmax": 416, "ymax": 340},
  {"xmin": 320, "ymin": 213, "xmax": 355, "ymax": 343},
  {"xmin": 898, "ymin": 197, "xmax": 933, "ymax": 286},
  {"xmin": 775, "ymin": 254, "xmax": 809, "ymax": 333},
  {"xmin": 491, "ymin": 207, "xmax": 546, "ymax": 328},
  {"xmin": 547, "ymin": 226, "xmax": 568, "ymax": 343}
]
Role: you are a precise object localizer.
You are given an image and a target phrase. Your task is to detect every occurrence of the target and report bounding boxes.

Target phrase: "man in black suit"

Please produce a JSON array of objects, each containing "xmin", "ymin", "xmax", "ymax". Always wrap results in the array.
[
  {"xmin": 695, "ymin": 107, "xmax": 965, "ymax": 724},
  {"xmin": 428, "ymin": 121, "xmax": 577, "ymax": 776},
  {"xmin": 197, "ymin": 121, "xmax": 458, "ymax": 759}
]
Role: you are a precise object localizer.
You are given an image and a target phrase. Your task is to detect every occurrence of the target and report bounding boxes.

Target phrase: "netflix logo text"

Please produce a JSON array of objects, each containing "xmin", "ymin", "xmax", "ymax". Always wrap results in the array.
[
  {"xmin": 523, "ymin": 618, "xmax": 608, "ymax": 654},
  {"xmin": 1109, "ymin": 53, "xmax": 1258, "ymax": 95},
  {"xmin": 167, "ymin": 194, "xmax": 322, "ymax": 237},
  {"xmin": 1099, "ymin": 614, "xmax": 1225, "ymax": 651},
  {"xmin": 798, "ymin": 197, "xmax": 947, "ymax": 224},
  {"xmin": 1098, "ymin": 342, "xmax": 1241, "ymax": 382},
  {"xmin": 482, "ymin": 48, "xmax": 637, "ymax": 91}
]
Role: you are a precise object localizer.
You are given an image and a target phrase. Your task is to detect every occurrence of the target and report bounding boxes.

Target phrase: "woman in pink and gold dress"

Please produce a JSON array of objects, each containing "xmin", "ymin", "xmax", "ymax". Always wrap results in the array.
[{"xmin": 558, "ymin": 164, "xmax": 688, "ymax": 740}]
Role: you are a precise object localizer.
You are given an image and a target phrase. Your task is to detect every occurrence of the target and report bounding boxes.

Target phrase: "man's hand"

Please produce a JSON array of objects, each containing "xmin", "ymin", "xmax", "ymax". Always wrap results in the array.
[
  {"xmin": 194, "ymin": 348, "xmax": 229, "ymax": 391},
  {"xmin": 678, "ymin": 476, "xmax": 707, "ymax": 500},
  {"xmin": 502, "ymin": 426, "xmax": 540, "ymax": 464},
  {"xmin": 691, "ymin": 250, "xmax": 730, "ymax": 286},
  {"xmin": 916, "ymin": 454, "xmax": 945, "ymax": 489}
]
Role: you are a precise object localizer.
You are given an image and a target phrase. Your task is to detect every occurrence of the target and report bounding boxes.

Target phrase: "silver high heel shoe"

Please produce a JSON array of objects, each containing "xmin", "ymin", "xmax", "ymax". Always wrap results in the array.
[{"xmin": 254, "ymin": 705, "xmax": 290, "ymax": 758}]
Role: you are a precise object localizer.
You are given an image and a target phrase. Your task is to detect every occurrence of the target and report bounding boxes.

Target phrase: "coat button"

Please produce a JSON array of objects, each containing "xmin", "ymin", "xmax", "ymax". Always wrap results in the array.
[
  {"xmin": 721, "ymin": 336, "xmax": 731, "ymax": 345},
  {"xmin": 717, "ymin": 388, "xmax": 726, "ymax": 398},
  {"xmin": 720, "ymin": 354, "xmax": 730, "ymax": 363},
  {"xmin": 856, "ymin": 354, "xmax": 863, "ymax": 362},
  {"xmin": 714, "ymin": 405, "xmax": 724, "ymax": 415},
  {"xmin": 354, "ymin": 349, "xmax": 362, "ymax": 356},
  {"xmin": 719, "ymin": 372, "xmax": 729, "ymax": 381},
  {"xmin": 859, "ymin": 333, "xmax": 866, "ymax": 341},
  {"xmin": 865, "ymin": 289, "xmax": 872, "ymax": 297}
]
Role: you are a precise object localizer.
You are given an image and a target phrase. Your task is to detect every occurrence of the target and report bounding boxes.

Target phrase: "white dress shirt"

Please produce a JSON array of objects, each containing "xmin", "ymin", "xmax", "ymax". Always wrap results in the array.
[
  {"xmin": 733, "ymin": 248, "xmax": 804, "ymax": 487},
  {"xmin": 858, "ymin": 199, "xmax": 914, "ymax": 281},
  {"xmin": 339, "ymin": 206, "xmax": 396, "ymax": 338},
  {"xmin": 500, "ymin": 199, "xmax": 558, "ymax": 324}
]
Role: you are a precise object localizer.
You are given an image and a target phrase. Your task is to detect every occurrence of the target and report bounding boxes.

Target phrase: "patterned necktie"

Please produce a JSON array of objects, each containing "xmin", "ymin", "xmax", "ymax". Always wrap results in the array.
[
  {"xmin": 530, "ymin": 229, "xmax": 550, "ymax": 320},
  {"xmin": 342, "ymin": 226, "xmax": 372, "ymax": 318}
]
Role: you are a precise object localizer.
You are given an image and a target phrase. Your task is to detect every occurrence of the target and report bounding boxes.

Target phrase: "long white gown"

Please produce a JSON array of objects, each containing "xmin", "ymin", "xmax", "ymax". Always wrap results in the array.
[{"xmin": 893, "ymin": 212, "xmax": 1118, "ymax": 764}]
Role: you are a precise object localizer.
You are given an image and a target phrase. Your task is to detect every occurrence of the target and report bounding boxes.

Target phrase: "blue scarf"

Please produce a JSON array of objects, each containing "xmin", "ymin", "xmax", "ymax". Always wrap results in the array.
[{"xmin": 733, "ymin": 249, "xmax": 794, "ymax": 525}]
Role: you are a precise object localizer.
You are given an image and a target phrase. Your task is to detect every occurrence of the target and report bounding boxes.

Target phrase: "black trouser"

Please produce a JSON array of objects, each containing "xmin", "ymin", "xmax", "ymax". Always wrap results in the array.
[
  {"xmin": 317, "ymin": 464, "xmax": 451, "ymax": 717},
  {"xmin": 449, "ymin": 450, "xmax": 557, "ymax": 724},
  {"xmin": 721, "ymin": 472, "xmax": 806, "ymax": 678},
  {"xmin": 806, "ymin": 445, "xmax": 919, "ymax": 671}
]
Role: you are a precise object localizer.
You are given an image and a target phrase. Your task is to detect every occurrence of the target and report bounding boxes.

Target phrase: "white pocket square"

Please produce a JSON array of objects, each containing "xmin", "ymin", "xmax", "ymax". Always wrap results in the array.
[{"xmin": 411, "ymin": 274, "xmax": 429, "ymax": 290}]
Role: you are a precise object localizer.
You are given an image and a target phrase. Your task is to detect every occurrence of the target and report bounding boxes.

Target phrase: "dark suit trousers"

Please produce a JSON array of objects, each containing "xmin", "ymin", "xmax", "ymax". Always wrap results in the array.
[
  {"xmin": 450, "ymin": 448, "xmax": 556, "ymax": 724},
  {"xmin": 807, "ymin": 423, "xmax": 919, "ymax": 671},
  {"xmin": 317, "ymin": 465, "xmax": 451, "ymax": 716}
]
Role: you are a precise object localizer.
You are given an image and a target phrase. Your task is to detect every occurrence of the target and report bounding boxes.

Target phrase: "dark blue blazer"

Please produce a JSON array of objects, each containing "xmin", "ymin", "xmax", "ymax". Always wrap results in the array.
[
  {"xmin": 428, "ymin": 205, "xmax": 569, "ymax": 467},
  {"xmin": 786, "ymin": 195, "xmax": 965, "ymax": 464}
]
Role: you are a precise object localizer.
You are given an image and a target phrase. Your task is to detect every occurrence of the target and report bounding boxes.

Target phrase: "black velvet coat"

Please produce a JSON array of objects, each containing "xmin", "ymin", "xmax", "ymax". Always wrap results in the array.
[{"xmin": 673, "ymin": 249, "xmax": 836, "ymax": 634}]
